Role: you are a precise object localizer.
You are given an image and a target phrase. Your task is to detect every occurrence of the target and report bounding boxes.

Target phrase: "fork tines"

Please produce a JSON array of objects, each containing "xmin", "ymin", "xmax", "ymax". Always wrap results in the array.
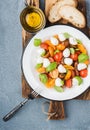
[{"xmin": 28, "ymin": 87, "xmax": 42, "ymax": 99}]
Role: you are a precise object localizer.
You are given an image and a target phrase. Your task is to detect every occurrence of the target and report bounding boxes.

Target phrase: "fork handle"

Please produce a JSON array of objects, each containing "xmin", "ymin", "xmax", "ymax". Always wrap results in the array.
[{"xmin": 3, "ymin": 98, "xmax": 29, "ymax": 122}]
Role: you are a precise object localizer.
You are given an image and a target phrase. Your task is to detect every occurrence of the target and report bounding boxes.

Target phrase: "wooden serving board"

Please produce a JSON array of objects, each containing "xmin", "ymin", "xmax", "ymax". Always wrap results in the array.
[
  {"xmin": 45, "ymin": 0, "xmax": 90, "ymax": 120},
  {"xmin": 21, "ymin": 0, "xmax": 90, "ymax": 120},
  {"xmin": 22, "ymin": 0, "xmax": 65, "ymax": 120}
]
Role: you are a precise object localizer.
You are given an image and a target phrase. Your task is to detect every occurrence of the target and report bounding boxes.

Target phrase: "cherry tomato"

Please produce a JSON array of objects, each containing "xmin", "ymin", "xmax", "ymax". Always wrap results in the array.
[
  {"xmin": 49, "ymin": 57, "xmax": 54, "ymax": 62},
  {"xmin": 65, "ymin": 79, "xmax": 72, "ymax": 88},
  {"xmin": 56, "ymin": 44, "xmax": 65, "ymax": 51},
  {"xmin": 76, "ymin": 51, "xmax": 81, "ymax": 55},
  {"xmin": 54, "ymin": 52, "xmax": 63, "ymax": 62},
  {"xmin": 40, "ymin": 43, "xmax": 49, "ymax": 50},
  {"xmin": 70, "ymin": 53, "xmax": 78, "ymax": 61},
  {"xmin": 80, "ymin": 69, "xmax": 88, "ymax": 78}
]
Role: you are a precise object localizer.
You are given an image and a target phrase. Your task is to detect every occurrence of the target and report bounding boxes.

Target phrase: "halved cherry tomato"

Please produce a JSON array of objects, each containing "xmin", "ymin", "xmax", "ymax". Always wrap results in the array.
[
  {"xmin": 44, "ymin": 40, "xmax": 56, "ymax": 50},
  {"xmin": 40, "ymin": 43, "xmax": 49, "ymax": 50},
  {"xmin": 49, "ymin": 57, "xmax": 54, "ymax": 62},
  {"xmin": 36, "ymin": 67, "xmax": 46, "ymax": 73},
  {"xmin": 53, "ymin": 52, "xmax": 63, "ymax": 62},
  {"xmin": 77, "ymin": 44, "xmax": 87, "ymax": 54},
  {"xmin": 65, "ymin": 79, "xmax": 72, "ymax": 88},
  {"xmin": 80, "ymin": 69, "xmax": 88, "ymax": 78},
  {"xmin": 76, "ymin": 51, "xmax": 81, "ymax": 55},
  {"xmin": 48, "ymin": 46, "xmax": 54, "ymax": 57},
  {"xmin": 45, "ymin": 78, "xmax": 55, "ymax": 88},
  {"xmin": 56, "ymin": 43, "xmax": 65, "ymax": 51},
  {"xmin": 49, "ymin": 69, "xmax": 59, "ymax": 78},
  {"xmin": 64, "ymin": 70, "xmax": 71, "ymax": 80},
  {"xmin": 70, "ymin": 53, "xmax": 78, "ymax": 61}
]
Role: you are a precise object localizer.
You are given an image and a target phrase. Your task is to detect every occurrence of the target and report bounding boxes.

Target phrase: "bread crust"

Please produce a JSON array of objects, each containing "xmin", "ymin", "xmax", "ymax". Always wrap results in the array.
[
  {"xmin": 48, "ymin": 0, "xmax": 78, "ymax": 23},
  {"xmin": 59, "ymin": 5, "xmax": 86, "ymax": 28}
]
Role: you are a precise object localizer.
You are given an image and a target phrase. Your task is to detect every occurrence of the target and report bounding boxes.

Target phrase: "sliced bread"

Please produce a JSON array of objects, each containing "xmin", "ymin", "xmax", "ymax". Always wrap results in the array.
[
  {"xmin": 48, "ymin": 0, "xmax": 78, "ymax": 23},
  {"xmin": 59, "ymin": 5, "xmax": 86, "ymax": 28},
  {"xmin": 45, "ymin": 0, "xmax": 58, "ymax": 17}
]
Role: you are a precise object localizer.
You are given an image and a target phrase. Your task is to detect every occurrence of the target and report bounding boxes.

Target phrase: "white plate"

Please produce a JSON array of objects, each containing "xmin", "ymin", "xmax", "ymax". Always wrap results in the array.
[{"xmin": 22, "ymin": 25, "xmax": 90, "ymax": 101}]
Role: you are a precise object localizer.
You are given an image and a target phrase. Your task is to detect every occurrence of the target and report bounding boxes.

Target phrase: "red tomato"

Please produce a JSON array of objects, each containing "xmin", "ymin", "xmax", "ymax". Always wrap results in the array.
[
  {"xmin": 65, "ymin": 79, "xmax": 72, "ymax": 88},
  {"xmin": 49, "ymin": 57, "xmax": 54, "ymax": 62},
  {"xmin": 40, "ymin": 43, "xmax": 49, "ymax": 50},
  {"xmin": 80, "ymin": 69, "xmax": 88, "ymax": 78},
  {"xmin": 70, "ymin": 53, "xmax": 78, "ymax": 61},
  {"xmin": 76, "ymin": 51, "xmax": 81, "ymax": 55},
  {"xmin": 53, "ymin": 52, "xmax": 63, "ymax": 62}
]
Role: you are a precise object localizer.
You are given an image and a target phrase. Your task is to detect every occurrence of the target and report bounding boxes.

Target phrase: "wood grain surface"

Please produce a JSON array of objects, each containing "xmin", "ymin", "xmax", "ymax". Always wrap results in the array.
[
  {"xmin": 21, "ymin": 0, "xmax": 90, "ymax": 120},
  {"xmin": 21, "ymin": 0, "xmax": 65, "ymax": 120},
  {"xmin": 22, "ymin": 0, "xmax": 39, "ymax": 98},
  {"xmin": 48, "ymin": 101, "xmax": 65, "ymax": 120},
  {"xmin": 45, "ymin": 0, "xmax": 90, "ymax": 119}
]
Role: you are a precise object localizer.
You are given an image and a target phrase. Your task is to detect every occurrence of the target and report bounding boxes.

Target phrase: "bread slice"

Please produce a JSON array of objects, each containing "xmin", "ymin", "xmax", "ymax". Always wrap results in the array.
[
  {"xmin": 48, "ymin": 0, "xmax": 78, "ymax": 23},
  {"xmin": 45, "ymin": 0, "xmax": 58, "ymax": 17},
  {"xmin": 59, "ymin": 5, "xmax": 86, "ymax": 28}
]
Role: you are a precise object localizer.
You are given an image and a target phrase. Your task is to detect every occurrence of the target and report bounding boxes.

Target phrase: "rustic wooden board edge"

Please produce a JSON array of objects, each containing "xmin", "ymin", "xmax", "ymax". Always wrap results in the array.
[
  {"xmin": 48, "ymin": 101, "xmax": 65, "ymax": 120},
  {"xmin": 76, "ymin": 87, "xmax": 90, "ymax": 100},
  {"xmin": 88, "ymin": 27, "xmax": 90, "ymax": 37},
  {"xmin": 21, "ymin": 0, "xmax": 90, "ymax": 120},
  {"xmin": 21, "ymin": 0, "xmax": 65, "ymax": 120},
  {"xmin": 21, "ymin": 0, "xmax": 39, "ymax": 98}
]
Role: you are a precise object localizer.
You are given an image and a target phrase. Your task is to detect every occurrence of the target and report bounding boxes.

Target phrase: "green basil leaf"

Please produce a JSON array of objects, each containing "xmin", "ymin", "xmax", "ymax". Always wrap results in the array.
[
  {"xmin": 78, "ymin": 53, "xmax": 89, "ymax": 63},
  {"xmin": 75, "ymin": 76, "xmax": 83, "ymax": 85},
  {"xmin": 35, "ymin": 63, "xmax": 42, "ymax": 69},
  {"xmin": 46, "ymin": 62, "xmax": 57, "ymax": 72},
  {"xmin": 76, "ymin": 39, "xmax": 82, "ymax": 44},
  {"xmin": 70, "ymin": 48, "xmax": 75, "ymax": 54},
  {"xmin": 54, "ymin": 86, "xmax": 64, "ymax": 92},
  {"xmin": 54, "ymin": 50, "xmax": 60, "ymax": 54},
  {"xmin": 34, "ymin": 39, "xmax": 41, "ymax": 46},
  {"xmin": 63, "ymin": 32, "xmax": 71, "ymax": 39},
  {"xmin": 39, "ymin": 74, "xmax": 48, "ymax": 84}
]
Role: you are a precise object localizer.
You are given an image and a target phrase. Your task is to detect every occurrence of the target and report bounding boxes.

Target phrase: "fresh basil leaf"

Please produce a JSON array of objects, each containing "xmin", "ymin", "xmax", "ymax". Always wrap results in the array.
[
  {"xmin": 46, "ymin": 62, "xmax": 57, "ymax": 72},
  {"xmin": 76, "ymin": 39, "xmax": 82, "ymax": 44},
  {"xmin": 35, "ymin": 63, "xmax": 42, "ymax": 69},
  {"xmin": 39, "ymin": 74, "xmax": 48, "ymax": 84},
  {"xmin": 34, "ymin": 39, "xmax": 41, "ymax": 46},
  {"xmin": 54, "ymin": 86, "xmax": 64, "ymax": 92},
  {"xmin": 70, "ymin": 48, "xmax": 75, "ymax": 54},
  {"xmin": 78, "ymin": 53, "xmax": 89, "ymax": 63},
  {"xmin": 63, "ymin": 32, "xmax": 71, "ymax": 39}
]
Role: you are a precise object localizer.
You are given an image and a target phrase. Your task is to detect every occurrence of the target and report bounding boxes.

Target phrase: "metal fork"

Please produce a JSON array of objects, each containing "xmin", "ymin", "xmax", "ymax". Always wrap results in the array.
[{"xmin": 3, "ymin": 87, "xmax": 42, "ymax": 122}]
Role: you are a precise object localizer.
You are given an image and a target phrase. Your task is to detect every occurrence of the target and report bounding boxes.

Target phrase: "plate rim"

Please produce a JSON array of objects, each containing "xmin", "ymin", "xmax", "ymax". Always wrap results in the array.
[{"xmin": 21, "ymin": 25, "xmax": 90, "ymax": 101}]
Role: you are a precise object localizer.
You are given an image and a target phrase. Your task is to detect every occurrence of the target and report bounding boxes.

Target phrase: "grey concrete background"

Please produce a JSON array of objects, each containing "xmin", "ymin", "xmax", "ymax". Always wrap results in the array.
[{"xmin": 0, "ymin": 0, "xmax": 90, "ymax": 130}]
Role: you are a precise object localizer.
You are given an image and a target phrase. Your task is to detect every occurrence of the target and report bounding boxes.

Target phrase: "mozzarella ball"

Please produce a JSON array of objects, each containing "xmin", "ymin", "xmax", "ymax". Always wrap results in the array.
[
  {"xmin": 72, "ymin": 78, "xmax": 78, "ymax": 86},
  {"xmin": 50, "ymin": 37, "xmax": 59, "ymax": 46},
  {"xmin": 55, "ymin": 78, "xmax": 63, "ymax": 87},
  {"xmin": 64, "ymin": 58, "xmax": 73, "ymax": 65},
  {"xmin": 69, "ymin": 37, "xmax": 77, "ymax": 45},
  {"xmin": 43, "ymin": 58, "xmax": 50, "ymax": 68},
  {"xmin": 37, "ymin": 57, "xmax": 43, "ymax": 64},
  {"xmin": 77, "ymin": 63, "xmax": 87, "ymax": 71},
  {"xmin": 37, "ymin": 48, "xmax": 45, "ymax": 56},
  {"xmin": 58, "ymin": 64, "xmax": 66, "ymax": 73},
  {"xmin": 63, "ymin": 48, "xmax": 70, "ymax": 57},
  {"xmin": 58, "ymin": 33, "xmax": 66, "ymax": 41}
]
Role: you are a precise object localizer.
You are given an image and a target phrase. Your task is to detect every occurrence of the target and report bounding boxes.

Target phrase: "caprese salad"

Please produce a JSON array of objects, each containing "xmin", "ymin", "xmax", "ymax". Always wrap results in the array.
[{"xmin": 34, "ymin": 32, "xmax": 89, "ymax": 92}]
